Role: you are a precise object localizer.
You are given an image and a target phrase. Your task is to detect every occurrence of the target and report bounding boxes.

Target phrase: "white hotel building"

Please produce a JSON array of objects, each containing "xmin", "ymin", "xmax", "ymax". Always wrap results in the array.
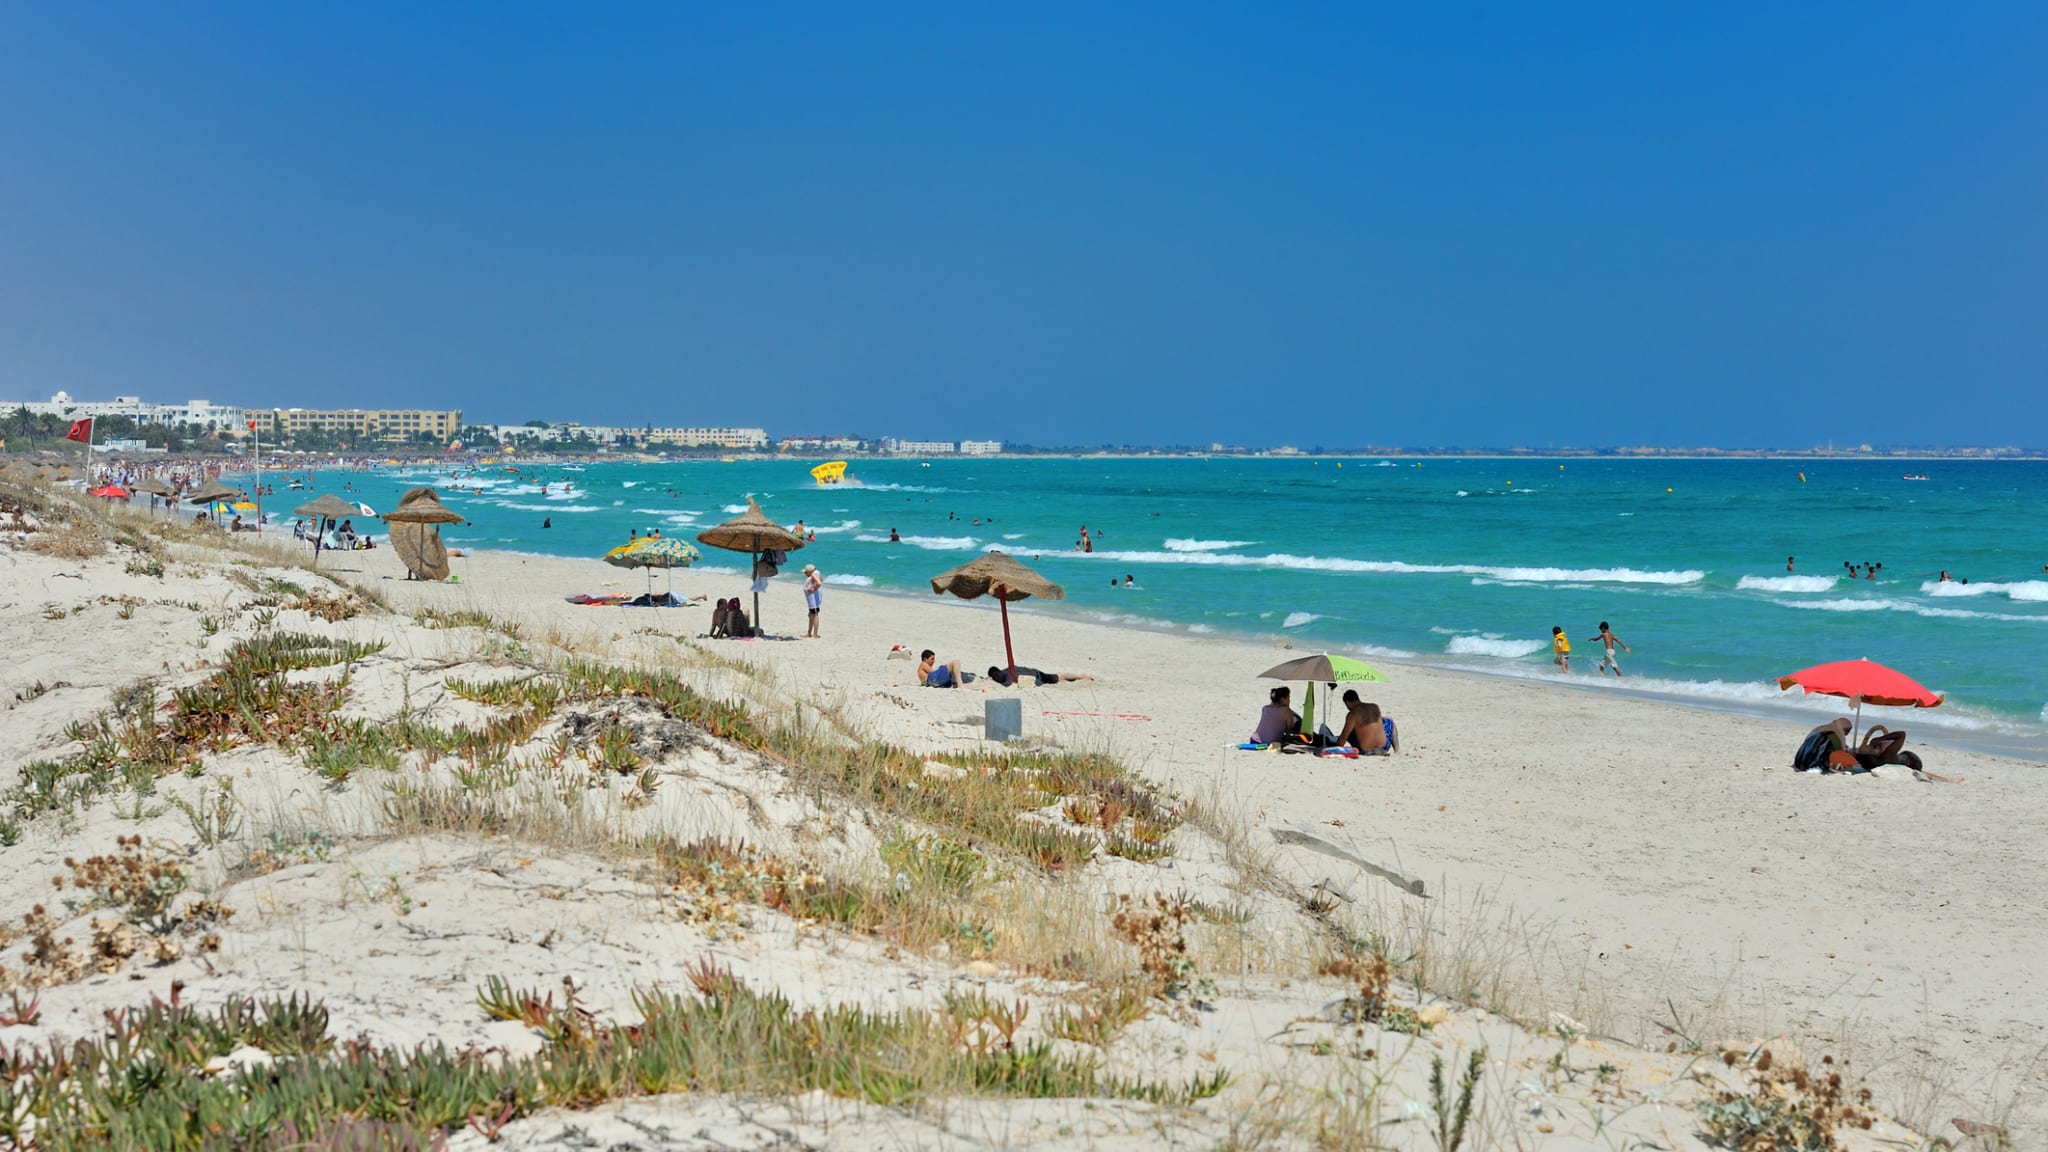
[{"xmin": 3, "ymin": 392, "xmax": 249, "ymax": 431}]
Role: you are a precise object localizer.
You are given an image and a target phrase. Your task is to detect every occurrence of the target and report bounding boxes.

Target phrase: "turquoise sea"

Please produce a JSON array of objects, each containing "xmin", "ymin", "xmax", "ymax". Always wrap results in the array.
[{"xmin": 261, "ymin": 457, "xmax": 2048, "ymax": 754}]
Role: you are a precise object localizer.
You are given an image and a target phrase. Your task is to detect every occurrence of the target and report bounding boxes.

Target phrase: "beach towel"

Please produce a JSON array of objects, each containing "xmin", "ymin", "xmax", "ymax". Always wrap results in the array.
[{"xmin": 565, "ymin": 593, "xmax": 632, "ymax": 606}]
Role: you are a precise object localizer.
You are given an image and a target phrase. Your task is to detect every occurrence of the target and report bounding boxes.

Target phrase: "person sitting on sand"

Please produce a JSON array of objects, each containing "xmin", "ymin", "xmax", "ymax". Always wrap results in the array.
[
  {"xmin": 708, "ymin": 599, "xmax": 732, "ymax": 637},
  {"xmin": 1794, "ymin": 718, "xmax": 1854, "ymax": 771},
  {"xmin": 727, "ymin": 599, "xmax": 752, "ymax": 637},
  {"xmin": 1337, "ymin": 689, "xmax": 1398, "ymax": 754},
  {"xmin": 1250, "ymin": 686, "xmax": 1299, "ymax": 744},
  {"xmin": 985, "ymin": 665, "xmax": 1098, "ymax": 687},
  {"xmin": 918, "ymin": 649, "xmax": 962, "ymax": 688}
]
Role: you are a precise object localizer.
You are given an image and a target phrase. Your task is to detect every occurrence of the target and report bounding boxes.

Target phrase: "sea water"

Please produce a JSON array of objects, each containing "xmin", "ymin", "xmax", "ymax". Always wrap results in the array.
[{"xmin": 266, "ymin": 457, "xmax": 2048, "ymax": 753}]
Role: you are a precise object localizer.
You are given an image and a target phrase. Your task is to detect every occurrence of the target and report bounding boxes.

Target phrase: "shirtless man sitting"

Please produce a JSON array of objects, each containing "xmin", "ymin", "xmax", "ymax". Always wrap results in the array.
[
  {"xmin": 1336, "ymin": 689, "xmax": 1396, "ymax": 754},
  {"xmin": 917, "ymin": 650, "xmax": 963, "ymax": 688}
]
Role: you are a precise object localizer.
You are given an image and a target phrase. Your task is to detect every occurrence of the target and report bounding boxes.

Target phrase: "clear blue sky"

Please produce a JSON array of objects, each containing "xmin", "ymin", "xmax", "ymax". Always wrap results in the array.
[{"xmin": 2, "ymin": 4, "xmax": 2043, "ymax": 448}]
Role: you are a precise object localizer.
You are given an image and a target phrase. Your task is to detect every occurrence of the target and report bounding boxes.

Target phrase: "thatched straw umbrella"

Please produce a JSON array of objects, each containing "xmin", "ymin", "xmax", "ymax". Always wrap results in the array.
[
  {"xmin": 184, "ymin": 479, "xmax": 242, "ymax": 524},
  {"xmin": 380, "ymin": 487, "xmax": 463, "ymax": 581},
  {"xmin": 929, "ymin": 550, "xmax": 1065, "ymax": 687},
  {"xmin": 294, "ymin": 493, "xmax": 364, "ymax": 568},
  {"xmin": 130, "ymin": 476, "xmax": 175, "ymax": 515},
  {"xmin": 695, "ymin": 498, "xmax": 803, "ymax": 634}
]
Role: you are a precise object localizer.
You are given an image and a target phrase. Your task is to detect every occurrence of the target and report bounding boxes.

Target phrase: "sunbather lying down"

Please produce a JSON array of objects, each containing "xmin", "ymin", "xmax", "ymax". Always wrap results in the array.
[
  {"xmin": 1852, "ymin": 725, "xmax": 1922, "ymax": 772},
  {"xmin": 1796, "ymin": 718, "xmax": 1923, "ymax": 773},
  {"xmin": 985, "ymin": 665, "xmax": 1098, "ymax": 687}
]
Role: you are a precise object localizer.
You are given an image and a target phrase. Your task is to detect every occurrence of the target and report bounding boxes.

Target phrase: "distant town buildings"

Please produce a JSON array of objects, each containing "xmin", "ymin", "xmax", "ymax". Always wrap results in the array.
[
  {"xmin": 252, "ymin": 408, "xmax": 463, "ymax": 443},
  {"xmin": 482, "ymin": 424, "xmax": 769, "ymax": 450},
  {"xmin": 3, "ymin": 392, "xmax": 249, "ymax": 431},
  {"xmin": 777, "ymin": 436, "xmax": 867, "ymax": 453},
  {"xmin": 958, "ymin": 440, "xmax": 1003, "ymax": 455},
  {"xmin": 880, "ymin": 439, "xmax": 957, "ymax": 455},
  {"xmin": 643, "ymin": 426, "xmax": 769, "ymax": 450}
]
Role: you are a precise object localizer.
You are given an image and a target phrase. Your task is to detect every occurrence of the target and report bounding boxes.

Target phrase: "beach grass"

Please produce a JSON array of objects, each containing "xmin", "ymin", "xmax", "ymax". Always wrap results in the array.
[{"xmin": 0, "ymin": 974, "xmax": 1224, "ymax": 1151}]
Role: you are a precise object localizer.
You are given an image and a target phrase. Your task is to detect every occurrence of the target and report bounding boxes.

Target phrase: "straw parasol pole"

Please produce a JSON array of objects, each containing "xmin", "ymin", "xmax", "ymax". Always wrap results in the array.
[
  {"xmin": 130, "ymin": 476, "xmax": 175, "ymax": 515},
  {"xmin": 929, "ymin": 550, "xmax": 1065, "ymax": 687},
  {"xmin": 380, "ymin": 487, "xmax": 464, "ymax": 581},
  {"xmin": 695, "ymin": 498, "xmax": 803, "ymax": 635},
  {"xmin": 294, "ymin": 493, "xmax": 364, "ymax": 568}
]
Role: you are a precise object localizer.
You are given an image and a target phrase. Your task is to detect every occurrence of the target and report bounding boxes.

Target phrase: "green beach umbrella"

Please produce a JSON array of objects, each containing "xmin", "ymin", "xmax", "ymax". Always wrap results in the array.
[
  {"xmin": 604, "ymin": 535, "xmax": 699, "ymax": 596},
  {"xmin": 1258, "ymin": 653, "xmax": 1389, "ymax": 737}
]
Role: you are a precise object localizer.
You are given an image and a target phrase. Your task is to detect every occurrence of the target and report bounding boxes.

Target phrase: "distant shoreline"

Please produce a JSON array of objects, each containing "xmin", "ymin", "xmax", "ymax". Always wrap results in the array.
[{"xmin": 17, "ymin": 445, "xmax": 2048, "ymax": 465}]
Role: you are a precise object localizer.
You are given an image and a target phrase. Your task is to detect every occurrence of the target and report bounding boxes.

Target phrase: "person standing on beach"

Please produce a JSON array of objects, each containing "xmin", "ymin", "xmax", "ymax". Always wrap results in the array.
[
  {"xmin": 802, "ymin": 563, "xmax": 823, "ymax": 638},
  {"xmin": 1585, "ymin": 621, "xmax": 1631, "ymax": 676},
  {"xmin": 1551, "ymin": 626, "xmax": 1570, "ymax": 673}
]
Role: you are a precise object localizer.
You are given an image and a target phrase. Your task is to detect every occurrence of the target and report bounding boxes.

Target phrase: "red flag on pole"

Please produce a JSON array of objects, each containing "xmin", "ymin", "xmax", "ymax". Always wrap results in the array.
[
  {"xmin": 247, "ymin": 420, "xmax": 256, "ymax": 431},
  {"xmin": 66, "ymin": 418, "xmax": 92, "ymax": 443}
]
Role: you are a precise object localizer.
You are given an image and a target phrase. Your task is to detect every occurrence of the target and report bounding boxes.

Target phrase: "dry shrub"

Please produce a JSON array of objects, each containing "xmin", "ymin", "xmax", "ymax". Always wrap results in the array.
[
  {"xmin": 1321, "ymin": 951, "xmax": 1396, "ymax": 1023},
  {"xmin": 1698, "ymin": 1047, "xmax": 1875, "ymax": 1152},
  {"xmin": 28, "ymin": 519, "xmax": 105, "ymax": 560}
]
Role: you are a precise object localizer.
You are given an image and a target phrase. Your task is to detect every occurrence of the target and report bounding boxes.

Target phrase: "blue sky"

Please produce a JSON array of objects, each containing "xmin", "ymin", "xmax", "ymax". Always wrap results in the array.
[{"xmin": 2, "ymin": 4, "xmax": 2043, "ymax": 448}]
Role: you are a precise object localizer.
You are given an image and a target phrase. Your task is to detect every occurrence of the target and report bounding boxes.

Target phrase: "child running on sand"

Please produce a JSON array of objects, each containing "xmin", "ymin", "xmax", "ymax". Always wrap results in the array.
[
  {"xmin": 1585, "ymin": 621, "xmax": 1631, "ymax": 676},
  {"xmin": 1551, "ymin": 626, "xmax": 1570, "ymax": 673}
]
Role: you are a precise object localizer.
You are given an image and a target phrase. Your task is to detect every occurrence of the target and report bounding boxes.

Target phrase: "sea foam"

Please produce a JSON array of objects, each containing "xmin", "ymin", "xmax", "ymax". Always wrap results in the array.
[
  {"xmin": 1163, "ymin": 538, "xmax": 1252, "ymax": 552},
  {"xmin": 1922, "ymin": 580, "xmax": 2048, "ymax": 602},
  {"xmin": 1446, "ymin": 636, "xmax": 1546, "ymax": 658},
  {"xmin": 1281, "ymin": 612, "xmax": 1319, "ymax": 628},
  {"xmin": 854, "ymin": 533, "xmax": 981, "ymax": 551},
  {"xmin": 1080, "ymin": 548, "xmax": 1703, "ymax": 584},
  {"xmin": 1737, "ymin": 575, "xmax": 1837, "ymax": 592}
]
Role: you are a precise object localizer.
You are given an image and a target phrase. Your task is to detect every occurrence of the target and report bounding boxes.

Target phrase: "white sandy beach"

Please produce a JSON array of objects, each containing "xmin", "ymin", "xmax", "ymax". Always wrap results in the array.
[
  {"xmin": 395, "ymin": 546, "xmax": 2048, "ymax": 1129},
  {"xmin": 1, "ymin": 501, "xmax": 2041, "ymax": 1146}
]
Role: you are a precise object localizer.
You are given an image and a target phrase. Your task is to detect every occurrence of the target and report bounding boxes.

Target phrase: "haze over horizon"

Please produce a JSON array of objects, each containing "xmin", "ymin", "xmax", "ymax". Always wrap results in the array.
[{"xmin": 3, "ymin": 4, "xmax": 2043, "ymax": 449}]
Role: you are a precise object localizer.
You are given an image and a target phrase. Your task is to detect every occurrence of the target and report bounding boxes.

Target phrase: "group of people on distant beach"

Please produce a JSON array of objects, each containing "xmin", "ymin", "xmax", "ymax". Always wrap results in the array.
[{"xmin": 1552, "ymin": 622, "xmax": 1630, "ymax": 676}]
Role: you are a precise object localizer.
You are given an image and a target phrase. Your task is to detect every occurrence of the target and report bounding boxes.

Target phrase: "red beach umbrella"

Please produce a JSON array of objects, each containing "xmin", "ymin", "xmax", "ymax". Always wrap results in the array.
[
  {"xmin": 92, "ymin": 485, "xmax": 132, "ymax": 499},
  {"xmin": 1776, "ymin": 657, "xmax": 1942, "ymax": 741}
]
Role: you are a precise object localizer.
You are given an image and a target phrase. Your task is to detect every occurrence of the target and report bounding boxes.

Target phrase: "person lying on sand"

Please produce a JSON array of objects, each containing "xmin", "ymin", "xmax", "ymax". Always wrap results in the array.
[
  {"xmin": 918, "ymin": 650, "xmax": 962, "ymax": 688},
  {"xmin": 1854, "ymin": 725, "xmax": 1923, "ymax": 773},
  {"xmin": 985, "ymin": 665, "xmax": 1098, "ymax": 687}
]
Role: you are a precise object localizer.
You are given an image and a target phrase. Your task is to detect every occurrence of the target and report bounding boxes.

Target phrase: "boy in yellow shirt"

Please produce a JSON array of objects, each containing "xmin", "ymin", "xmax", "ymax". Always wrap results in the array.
[{"xmin": 1551, "ymin": 625, "xmax": 1570, "ymax": 673}]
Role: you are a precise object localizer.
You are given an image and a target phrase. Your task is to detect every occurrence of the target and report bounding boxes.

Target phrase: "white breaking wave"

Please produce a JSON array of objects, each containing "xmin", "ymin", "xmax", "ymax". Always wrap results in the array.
[
  {"xmin": 1001, "ymin": 533, "xmax": 1025, "ymax": 540},
  {"xmin": 1188, "ymin": 623, "xmax": 1216, "ymax": 634},
  {"xmin": 1446, "ymin": 636, "xmax": 1546, "ymax": 658},
  {"xmin": 622, "ymin": 481, "xmax": 639, "ymax": 488},
  {"xmin": 1281, "ymin": 612, "xmax": 1319, "ymax": 628},
  {"xmin": 1077, "ymin": 548, "xmax": 1704, "ymax": 584},
  {"xmin": 854, "ymin": 533, "xmax": 980, "ymax": 551},
  {"xmin": 854, "ymin": 482, "xmax": 951, "ymax": 494},
  {"xmin": 497, "ymin": 502, "xmax": 600, "ymax": 513},
  {"xmin": 1772, "ymin": 598, "xmax": 2044, "ymax": 623},
  {"xmin": 1922, "ymin": 580, "xmax": 2048, "ymax": 602},
  {"xmin": 823, "ymin": 574, "xmax": 873, "ymax": 587},
  {"xmin": 1163, "ymin": 538, "xmax": 1252, "ymax": 552},
  {"xmin": 1737, "ymin": 575, "xmax": 1838, "ymax": 593},
  {"xmin": 807, "ymin": 520, "xmax": 862, "ymax": 534},
  {"xmin": 722, "ymin": 504, "xmax": 748, "ymax": 514}
]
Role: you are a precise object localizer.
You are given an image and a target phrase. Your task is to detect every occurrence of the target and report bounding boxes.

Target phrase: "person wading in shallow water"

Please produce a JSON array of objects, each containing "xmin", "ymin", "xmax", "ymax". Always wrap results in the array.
[{"xmin": 1585, "ymin": 621, "xmax": 1631, "ymax": 677}]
